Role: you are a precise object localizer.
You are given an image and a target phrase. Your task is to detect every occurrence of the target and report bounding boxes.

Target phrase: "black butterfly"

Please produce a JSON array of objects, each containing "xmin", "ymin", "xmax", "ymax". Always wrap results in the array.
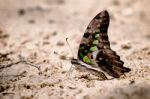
[{"xmin": 71, "ymin": 10, "xmax": 131, "ymax": 79}]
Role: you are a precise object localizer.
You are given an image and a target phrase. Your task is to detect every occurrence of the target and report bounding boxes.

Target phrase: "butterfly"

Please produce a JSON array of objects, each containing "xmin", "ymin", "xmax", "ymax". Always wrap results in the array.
[{"xmin": 71, "ymin": 10, "xmax": 131, "ymax": 80}]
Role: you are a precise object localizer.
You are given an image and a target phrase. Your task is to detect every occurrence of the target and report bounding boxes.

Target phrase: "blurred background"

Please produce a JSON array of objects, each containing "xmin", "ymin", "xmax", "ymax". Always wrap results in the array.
[
  {"xmin": 0, "ymin": 0, "xmax": 150, "ymax": 99},
  {"xmin": 0, "ymin": 0, "xmax": 150, "ymax": 53}
]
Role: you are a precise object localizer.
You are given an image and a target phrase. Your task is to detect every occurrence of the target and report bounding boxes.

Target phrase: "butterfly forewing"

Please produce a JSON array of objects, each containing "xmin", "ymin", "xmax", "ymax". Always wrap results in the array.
[{"xmin": 78, "ymin": 10, "xmax": 110, "ymax": 64}]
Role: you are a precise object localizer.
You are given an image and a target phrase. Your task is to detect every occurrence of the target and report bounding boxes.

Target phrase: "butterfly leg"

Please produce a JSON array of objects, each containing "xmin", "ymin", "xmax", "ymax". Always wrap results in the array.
[
  {"xmin": 67, "ymin": 58, "xmax": 80, "ymax": 77},
  {"xmin": 66, "ymin": 64, "xmax": 75, "ymax": 78}
]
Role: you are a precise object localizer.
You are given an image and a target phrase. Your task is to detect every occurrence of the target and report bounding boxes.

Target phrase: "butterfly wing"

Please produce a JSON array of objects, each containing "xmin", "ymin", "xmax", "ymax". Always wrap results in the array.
[
  {"xmin": 97, "ymin": 48, "xmax": 131, "ymax": 78},
  {"xmin": 78, "ymin": 10, "xmax": 110, "ymax": 65},
  {"xmin": 78, "ymin": 10, "xmax": 130, "ymax": 78}
]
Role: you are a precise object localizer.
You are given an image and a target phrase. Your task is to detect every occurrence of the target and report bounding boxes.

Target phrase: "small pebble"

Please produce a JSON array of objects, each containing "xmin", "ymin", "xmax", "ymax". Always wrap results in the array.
[
  {"xmin": 43, "ymin": 41, "xmax": 50, "ymax": 45},
  {"xmin": 54, "ymin": 51, "xmax": 67, "ymax": 60},
  {"xmin": 52, "ymin": 31, "xmax": 57, "ymax": 36},
  {"xmin": 112, "ymin": 0, "xmax": 120, "ymax": 5},
  {"xmin": 57, "ymin": 0, "xmax": 65, "ymax": 4},
  {"xmin": 0, "ymin": 30, "xmax": 3, "ymax": 34},
  {"xmin": 129, "ymin": 80, "xmax": 135, "ymax": 84},
  {"xmin": 59, "ymin": 54, "xmax": 67, "ymax": 60},
  {"xmin": 0, "ymin": 30, "xmax": 9, "ymax": 38},
  {"xmin": 28, "ymin": 19, "xmax": 35, "ymax": 24},
  {"xmin": 48, "ymin": 19, "xmax": 55, "ymax": 24},
  {"xmin": 111, "ymin": 41, "xmax": 117, "ymax": 45},
  {"xmin": 18, "ymin": 8, "xmax": 26, "ymax": 16},
  {"xmin": 121, "ymin": 43, "xmax": 131, "ymax": 49},
  {"xmin": 147, "ymin": 51, "xmax": 150, "ymax": 55},
  {"xmin": 68, "ymin": 86, "xmax": 76, "ymax": 90},
  {"xmin": 57, "ymin": 41, "xmax": 64, "ymax": 46}
]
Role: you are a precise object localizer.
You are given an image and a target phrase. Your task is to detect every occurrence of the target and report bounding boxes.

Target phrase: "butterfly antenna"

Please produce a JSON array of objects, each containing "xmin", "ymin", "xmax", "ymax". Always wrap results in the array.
[
  {"xmin": 65, "ymin": 38, "xmax": 76, "ymax": 78},
  {"xmin": 66, "ymin": 38, "xmax": 75, "ymax": 58}
]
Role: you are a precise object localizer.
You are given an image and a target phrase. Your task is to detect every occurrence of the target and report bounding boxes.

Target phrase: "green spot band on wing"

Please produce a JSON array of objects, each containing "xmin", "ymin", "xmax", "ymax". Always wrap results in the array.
[
  {"xmin": 92, "ymin": 40, "xmax": 98, "ymax": 45},
  {"xmin": 79, "ymin": 52, "xmax": 84, "ymax": 59},
  {"xmin": 95, "ymin": 34, "xmax": 99, "ymax": 38},
  {"xmin": 83, "ymin": 56, "xmax": 91, "ymax": 64},
  {"xmin": 90, "ymin": 46, "xmax": 98, "ymax": 51},
  {"xmin": 83, "ymin": 56, "xmax": 95, "ymax": 64}
]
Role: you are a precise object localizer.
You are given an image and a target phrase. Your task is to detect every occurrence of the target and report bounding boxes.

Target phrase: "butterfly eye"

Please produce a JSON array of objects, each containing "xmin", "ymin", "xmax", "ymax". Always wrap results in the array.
[{"xmin": 91, "ymin": 55, "xmax": 93, "ymax": 59}]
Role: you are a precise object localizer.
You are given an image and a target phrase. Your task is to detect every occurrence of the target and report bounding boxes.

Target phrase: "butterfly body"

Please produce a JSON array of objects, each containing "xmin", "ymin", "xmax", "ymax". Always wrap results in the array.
[
  {"xmin": 71, "ymin": 58, "xmax": 108, "ymax": 80},
  {"xmin": 71, "ymin": 10, "xmax": 131, "ymax": 79}
]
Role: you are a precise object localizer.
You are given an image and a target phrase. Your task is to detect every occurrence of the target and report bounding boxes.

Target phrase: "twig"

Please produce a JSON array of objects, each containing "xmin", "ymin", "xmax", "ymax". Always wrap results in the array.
[
  {"xmin": 2, "ymin": 92, "xmax": 15, "ymax": 95},
  {"xmin": 0, "ymin": 54, "xmax": 41, "ymax": 72},
  {"xmin": 0, "ymin": 61, "xmax": 21, "ymax": 69},
  {"xmin": 22, "ymin": 60, "xmax": 41, "ymax": 71},
  {"xmin": 0, "ymin": 70, "xmax": 27, "ymax": 78},
  {"xmin": 0, "ymin": 51, "xmax": 13, "ymax": 58}
]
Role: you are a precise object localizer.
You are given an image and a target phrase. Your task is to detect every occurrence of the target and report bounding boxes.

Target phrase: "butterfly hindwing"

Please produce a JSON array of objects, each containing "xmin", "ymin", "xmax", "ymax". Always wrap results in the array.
[
  {"xmin": 97, "ymin": 48, "xmax": 130, "ymax": 78},
  {"xmin": 76, "ymin": 10, "xmax": 130, "ymax": 78}
]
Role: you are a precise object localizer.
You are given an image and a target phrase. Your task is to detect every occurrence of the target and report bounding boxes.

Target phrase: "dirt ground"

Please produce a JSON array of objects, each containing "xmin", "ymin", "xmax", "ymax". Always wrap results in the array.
[{"xmin": 0, "ymin": 0, "xmax": 150, "ymax": 99}]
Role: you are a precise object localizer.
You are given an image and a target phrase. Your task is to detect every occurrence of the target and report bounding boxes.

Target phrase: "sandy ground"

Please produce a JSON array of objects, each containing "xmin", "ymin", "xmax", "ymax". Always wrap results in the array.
[{"xmin": 0, "ymin": 0, "xmax": 150, "ymax": 99}]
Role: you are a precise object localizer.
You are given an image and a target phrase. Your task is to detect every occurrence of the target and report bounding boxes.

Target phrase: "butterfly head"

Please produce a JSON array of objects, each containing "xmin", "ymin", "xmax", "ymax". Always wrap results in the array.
[{"xmin": 71, "ymin": 58, "xmax": 79, "ymax": 65}]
